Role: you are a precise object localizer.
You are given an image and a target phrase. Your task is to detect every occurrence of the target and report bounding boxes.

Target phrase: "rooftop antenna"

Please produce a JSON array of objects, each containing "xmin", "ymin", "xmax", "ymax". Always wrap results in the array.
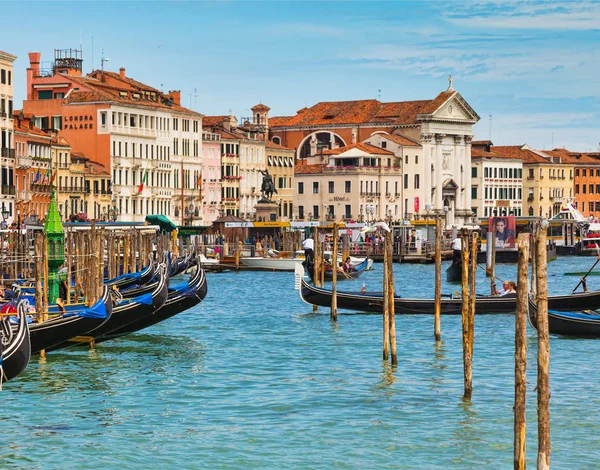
[
  {"xmin": 377, "ymin": 89, "xmax": 381, "ymax": 101},
  {"xmin": 91, "ymin": 36, "xmax": 94, "ymax": 72},
  {"xmin": 160, "ymin": 83, "xmax": 164, "ymax": 92},
  {"xmin": 100, "ymin": 49, "xmax": 109, "ymax": 81},
  {"xmin": 194, "ymin": 87, "xmax": 197, "ymax": 110},
  {"xmin": 488, "ymin": 114, "xmax": 492, "ymax": 140}
]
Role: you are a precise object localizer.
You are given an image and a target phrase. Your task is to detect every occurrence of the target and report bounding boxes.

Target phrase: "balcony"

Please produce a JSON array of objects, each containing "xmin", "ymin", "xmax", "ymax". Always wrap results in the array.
[
  {"xmin": 58, "ymin": 185, "xmax": 88, "ymax": 194},
  {"xmin": 0, "ymin": 148, "xmax": 15, "ymax": 158},
  {"xmin": 16, "ymin": 155, "xmax": 33, "ymax": 169},
  {"xmin": 1, "ymin": 184, "xmax": 15, "ymax": 196},
  {"xmin": 17, "ymin": 190, "xmax": 32, "ymax": 201},
  {"xmin": 31, "ymin": 183, "xmax": 51, "ymax": 194}
]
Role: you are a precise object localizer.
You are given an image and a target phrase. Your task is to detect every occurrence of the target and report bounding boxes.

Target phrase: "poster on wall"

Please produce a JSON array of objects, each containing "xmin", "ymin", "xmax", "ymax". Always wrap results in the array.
[
  {"xmin": 414, "ymin": 197, "xmax": 420, "ymax": 213},
  {"xmin": 489, "ymin": 216, "xmax": 516, "ymax": 249}
]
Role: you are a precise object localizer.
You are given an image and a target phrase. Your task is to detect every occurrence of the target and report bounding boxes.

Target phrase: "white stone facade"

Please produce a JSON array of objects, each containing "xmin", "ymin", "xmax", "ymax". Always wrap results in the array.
[{"xmin": 0, "ymin": 50, "xmax": 16, "ymax": 223}]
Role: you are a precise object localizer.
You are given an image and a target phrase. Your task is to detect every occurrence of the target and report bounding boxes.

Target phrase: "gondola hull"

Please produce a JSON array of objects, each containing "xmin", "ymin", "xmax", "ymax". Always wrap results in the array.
[
  {"xmin": 103, "ymin": 263, "xmax": 207, "ymax": 339},
  {"xmin": 1, "ymin": 305, "xmax": 30, "ymax": 382},
  {"xmin": 106, "ymin": 260, "xmax": 154, "ymax": 290},
  {"xmin": 300, "ymin": 278, "xmax": 600, "ymax": 314},
  {"xmin": 528, "ymin": 298, "xmax": 600, "ymax": 337},
  {"xmin": 306, "ymin": 258, "xmax": 370, "ymax": 282}
]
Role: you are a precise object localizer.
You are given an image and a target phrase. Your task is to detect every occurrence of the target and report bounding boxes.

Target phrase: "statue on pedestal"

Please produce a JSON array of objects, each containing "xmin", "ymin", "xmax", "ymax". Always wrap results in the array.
[{"xmin": 259, "ymin": 169, "xmax": 278, "ymax": 201}]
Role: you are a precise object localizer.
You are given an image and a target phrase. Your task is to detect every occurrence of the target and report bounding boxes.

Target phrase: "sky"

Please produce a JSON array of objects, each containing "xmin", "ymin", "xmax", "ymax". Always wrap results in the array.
[{"xmin": 1, "ymin": 1, "xmax": 599, "ymax": 151}]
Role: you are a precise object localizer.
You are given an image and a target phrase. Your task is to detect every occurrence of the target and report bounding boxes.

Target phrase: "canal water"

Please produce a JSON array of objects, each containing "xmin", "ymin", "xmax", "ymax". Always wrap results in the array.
[{"xmin": 3, "ymin": 257, "xmax": 600, "ymax": 469}]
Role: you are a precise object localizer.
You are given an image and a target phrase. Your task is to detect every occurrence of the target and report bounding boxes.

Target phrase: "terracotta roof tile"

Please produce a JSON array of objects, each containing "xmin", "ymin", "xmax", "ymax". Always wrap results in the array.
[
  {"xmin": 271, "ymin": 91, "xmax": 457, "ymax": 128},
  {"xmin": 322, "ymin": 142, "xmax": 395, "ymax": 156},
  {"xmin": 492, "ymin": 146, "xmax": 549, "ymax": 164},
  {"xmin": 382, "ymin": 133, "xmax": 421, "ymax": 147},
  {"xmin": 266, "ymin": 140, "xmax": 294, "ymax": 151},
  {"xmin": 203, "ymin": 115, "xmax": 230, "ymax": 126},
  {"xmin": 295, "ymin": 164, "xmax": 325, "ymax": 175}
]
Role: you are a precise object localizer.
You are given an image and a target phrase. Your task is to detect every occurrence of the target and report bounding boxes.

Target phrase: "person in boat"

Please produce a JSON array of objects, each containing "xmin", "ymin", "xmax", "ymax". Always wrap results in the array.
[
  {"xmin": 451, "ymin": 237, "xmax": 462, "ymax": 264},
  {"xmin": 343, "ymin": 257, "xmax": 353, "ymax": 272},
  {"xmin": 493, "ymin": 280, "xmax": 510, "ymax": 296},
  {"xmin": 302, "ymin": 236, "xmax": 314, "ymax": 264},
  {"xmin": 499, "ymin": 281, "xmax": 517, "ymax": 296},
  {"xmin": 337, "ymin": 262, "xmax": 345, "ymax": 273}
]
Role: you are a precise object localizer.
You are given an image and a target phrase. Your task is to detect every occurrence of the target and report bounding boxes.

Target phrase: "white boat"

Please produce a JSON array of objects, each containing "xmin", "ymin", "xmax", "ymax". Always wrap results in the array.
[{"xmin": 241, "ymin": 253, "xmax": 304, "ymax": 271}]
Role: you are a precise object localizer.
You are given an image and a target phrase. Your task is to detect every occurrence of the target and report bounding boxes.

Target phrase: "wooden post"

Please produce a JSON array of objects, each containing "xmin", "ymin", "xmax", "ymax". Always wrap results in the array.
[
  {"xmin": 42, "ymin": 232, "xmax": 49, "ymax": 321},
  {"xmin": 123, "ymin": 233, "xmax": 129, "ymax": 275},
  {"xmin": 434, "ymin": 217, "xmax": 442, "ymax": 341},
  {"xmin": 383, "ymin": 228, "xmax": 390, "ymax": 361},
  {"xmin": 468, "ymin": 232, "xmax": 477, "ymax": 390},
  {"xmin": 490, "ymin": 231, "xmax": 497, "ymax": 294},
  {"xmin": 531, "ymin": 232, "xmax": 537, "ymax": 300},
  {"xmin": 514, "ymin": 233, "xmax": 529, "ymax": 470},
  {"xmin": 331, "ymin": 224, "xmax": 338, "ymax": 321},
  {"xmin": 536, "ymin": 224, "xmax": 550, "ymax": 469},
  {"xmin": 387, "ymin": 232, "xmax": 398, "ymax": 365},
  {"xmin": 34, "ymin": 233, "xmax": 43, "ymax": 323},
  {"xmin": 312, "ymin": 228, "xmax": 319, "ymax": 313},
  {"xmin": 65, "ymin": 229, "xmax": 71, "ymax": 304},
  {"xmin": 461, "ymin": 231, "xmax": 472, "ymax": 399},
  {"xmin": 99, "ymin": 229, "xmax": 105, "ymax": 301},
  {"xmin": 235, "ymin": 236, "xmax": 240, "ymax": 272}
]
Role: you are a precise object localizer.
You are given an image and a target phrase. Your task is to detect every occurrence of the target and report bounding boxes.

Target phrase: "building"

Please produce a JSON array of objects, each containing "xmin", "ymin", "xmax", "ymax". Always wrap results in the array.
[
  {"xmin": 13, "ymin": 111, "xmax": 51, "ymax": 224},
  {"xmin": 22, "ymin": 49, "xmax": 204, "ymax": 224},
  {"xmin": 294, "ymin": 142, "xmax": 400, "ymax": 222},
  {"xmin": 470, "ymin": 141, "xmax": 523, "ymax": 218},
  {"xmin": 201, "ymin": 130, "xmax": 222, "ymax": 222},
  {"xmin": 492, "ymin": 145, "xmax": 574, "ymax": 218},
  {"xmin": 265, "ymin": 140, "xmax": 295, "ymax": 221},
  {"xmin": 0, "ymin": 50, "xmax": 16, "ymax": 222},
  {"xmin": 363, "ymin": 133, "xmax": 421, "ymax": 219},
  {"xmin": 269, "ymin": 82, "xmax": 480, "ymax": 226}
]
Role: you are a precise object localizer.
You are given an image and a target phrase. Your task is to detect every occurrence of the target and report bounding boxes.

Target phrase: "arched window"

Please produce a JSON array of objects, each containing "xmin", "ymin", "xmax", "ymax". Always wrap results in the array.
[{"xmin": 272, "ymin": 136, "xmax": 281, "ymax": 145}]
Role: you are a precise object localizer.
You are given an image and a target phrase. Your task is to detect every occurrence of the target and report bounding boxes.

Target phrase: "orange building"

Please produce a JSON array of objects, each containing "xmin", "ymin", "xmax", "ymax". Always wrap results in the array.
[
  {"xmin": 13, "ymin": 110, "xmax": 52, "ymax": 223},
  {"xmin": 23, "ymin": 49, "xmax": 204, "ymax": 223}
]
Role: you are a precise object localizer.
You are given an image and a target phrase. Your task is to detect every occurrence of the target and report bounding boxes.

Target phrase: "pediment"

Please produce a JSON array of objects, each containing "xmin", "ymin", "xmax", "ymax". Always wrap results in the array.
[
  {"xmin": 443, "ymin": 178, "xmax": 458, "ymax": 190},
  {"xmin": 431, "ymin": 93, "xmax": 480, "ymax": 123}
]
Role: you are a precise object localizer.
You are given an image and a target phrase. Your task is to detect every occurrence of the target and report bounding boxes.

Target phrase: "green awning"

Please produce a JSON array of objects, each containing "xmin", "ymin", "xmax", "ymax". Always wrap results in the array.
[{"xmin": 145, "ymin": 214, "xmax": 178, "ymax": 233}]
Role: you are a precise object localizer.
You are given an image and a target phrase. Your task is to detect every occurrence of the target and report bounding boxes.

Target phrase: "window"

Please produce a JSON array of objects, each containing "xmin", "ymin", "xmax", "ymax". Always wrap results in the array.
[
  {"xmin": 528, "ymin": 168, "xmax": 534, "ymax": 178},
  {"xmin": 313, "ymin": 182, "xmax": 319, "ymax": 194},
  {"xmin": 583, "ymin": 169, "xmax": 587, "ymax": 177},
  {"xmin": 328, "ymin": 181, "xmax": 334, "ymax": 193},
  {"xmin": 345, "ymin": 204, "xmax": 351, "ymax": 219},
  {"xmin": 576, "ymin": 169, "xmax": 580, "ymax": 177},
  {"xmin": 345, "ymin": 181, "xmax": 351, "ymax": 193},
  {"xmin": 298, "ymin": 206, "xmax": 304, "ymax": 219},
  {"xmin": 328, "ymin": 205, "xmax": 334, "ymax": 218},
  {"xmin": 472, "ymin": 187, "xmax": 477, "ymax": 199},
  {"xmin": 381, "ymin": 141, "xmax": 387, "ymax": 149},
  {"xmin": 472, "ymin": 167, "xmax": 477, "ymax": 178},
  {"xmin": 0, "ymin": 69, "xmax": 5, "ymax": 84},
  {"xmin": 575, "ymin": 184, "xmax": 580, "ymax": 194},
  {"xmin": 484, "ymin": 167, "xmax": 488, "ymax": 178},
  {"xmin": 414, "ymin": 174, "xmax": 420, "ymax": 189},
  {"xmin": 298, "ymin": 182, "xmax": 304, "ymax": 194},
  {"xmin": 38, "ymin": 90, "xmax": 52, "ymax": 100},
  {"xmin": 313, "ymin": 205, "xmax": 319, "ymax": 219},
  {"xmin": 404, "ymin": 174, "xmax": 408, "ymax": 189},
  {"xmin": 591, "ymin": 185, "xmax": 595, "ymax": 195},
  {"xmin": 405, "ymin": 155, "xmax": 408, "ymax": 164},
  {"xmin": 415, "ymin": 155, "xmax": 418, "ymax": 164}
]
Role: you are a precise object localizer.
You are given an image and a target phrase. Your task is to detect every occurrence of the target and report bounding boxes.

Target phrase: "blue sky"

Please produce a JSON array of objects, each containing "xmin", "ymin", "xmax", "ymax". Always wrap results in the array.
[{"xmin": 2, "ymin": 1, "xmax": 599, "ymax": 151}]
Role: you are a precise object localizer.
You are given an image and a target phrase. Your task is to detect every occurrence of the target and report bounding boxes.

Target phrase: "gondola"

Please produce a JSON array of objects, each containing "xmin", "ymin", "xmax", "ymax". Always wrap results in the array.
[
  {"xmin": 306, "ymin": 258, "xmax": 370, "ymax": 282},
  {"xmin": 528, "ymin": 298, "xmax": 600, "ymax": 337},
  {"xmin": 1, "ymin": 301, "xmax": 31, "ymax": 382},
  {"xmin": 300, "ymin": 278, "xmax": 600, "ymax": 314},
  {"xmin": 446, "ymin": 258, "xmax": 462, "ymax": 283},
  {"xmin": 106, "ymin": 258, "xmax": 155, "ymax": 290},
  {"xmin": 99, "ymin": 258, "xmax": 207, "ymax": 341},
  {"xmin": 27, "ymin": 286, "xmax": 114, "ymax": 354}
]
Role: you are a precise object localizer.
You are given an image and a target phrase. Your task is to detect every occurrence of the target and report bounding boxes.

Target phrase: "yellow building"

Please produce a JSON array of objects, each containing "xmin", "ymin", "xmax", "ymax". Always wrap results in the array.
[
  {"xmin": 266, "ymin": 141, "xmax": 295, "ymax": 221},
  {"xmin": 493, "ymin": 145, "xmax": 574, "ymax": 218}
]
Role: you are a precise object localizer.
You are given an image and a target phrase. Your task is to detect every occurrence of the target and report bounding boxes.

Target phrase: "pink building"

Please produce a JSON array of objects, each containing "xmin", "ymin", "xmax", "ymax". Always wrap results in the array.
[{"xmin": 202, "ymin": 130, "xmax": 222, "ymax": 222}]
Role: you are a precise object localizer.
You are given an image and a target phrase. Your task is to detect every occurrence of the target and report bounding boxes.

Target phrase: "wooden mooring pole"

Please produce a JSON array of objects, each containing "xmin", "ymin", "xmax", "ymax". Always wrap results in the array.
[
  {"xmin": 514, "ymin": 233, "xmax": 529, "ymax": 470},
  {"xmin": 434, "ymin": 217, "xmax": 442, "ymax": 341},
  {"xmin": 312, "ymin": 228, "xmax": 319, "ymax": 314},
  {"xmin": 461, "ymin": 231, "xmax": 472, "ymax": 399},
  {"xmin": 536, "ymin": 224, "xmax": 550, "ymax": 469},
  {"xmin": 383, "ymin": 229, "xmax": 390, "ymax": 361},
  {"xmin": 387, "ymin": 232, "xmax": 397, "ymax": 365},
  {"xmin": 331, "ymin": 224, "xmax": 338, "ymax": 321}
]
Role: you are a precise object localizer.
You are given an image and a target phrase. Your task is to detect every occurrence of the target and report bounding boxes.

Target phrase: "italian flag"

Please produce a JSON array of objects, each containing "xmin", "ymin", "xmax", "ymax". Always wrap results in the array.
[{"xmin": 138, "ymin": 170, "xmax": 147, "ymax": 194}]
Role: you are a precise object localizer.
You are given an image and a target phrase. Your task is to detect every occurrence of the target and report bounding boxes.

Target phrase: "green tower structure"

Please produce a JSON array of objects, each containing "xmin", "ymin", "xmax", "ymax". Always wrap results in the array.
[{"xmin": 44, "ymin": 190, "xmax": 65, "ymax": 304}]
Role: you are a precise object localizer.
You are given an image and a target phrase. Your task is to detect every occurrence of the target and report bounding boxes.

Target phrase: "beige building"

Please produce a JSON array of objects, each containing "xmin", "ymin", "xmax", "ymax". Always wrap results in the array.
[
  {"xmin": 266, "ymin": 140, "xmax": 295, "ymax": 220},
  {"xmin": 0, "ymin": 50, "xmax": 16, "ymax": 221},
  {"xmin": 470, "ymin": 141, "xmax": 523, "ymax": 218},
  {"xmin": 493, "ymin": 145, "xmax": 574, "ymax": 218},
  {"xmin": 294, "ymin": 142, "xmax": 400, "ymax": 222}
]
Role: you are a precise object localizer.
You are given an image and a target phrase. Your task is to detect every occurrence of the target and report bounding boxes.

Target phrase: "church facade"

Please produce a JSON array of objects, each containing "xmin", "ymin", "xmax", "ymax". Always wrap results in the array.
[{"xmin": 269, "ymin": 82, "xmax": 480, "ymax": 227}]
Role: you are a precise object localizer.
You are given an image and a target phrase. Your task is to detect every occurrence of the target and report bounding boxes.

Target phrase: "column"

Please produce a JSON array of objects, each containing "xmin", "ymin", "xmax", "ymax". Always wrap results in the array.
[
  {"xmin": 435, "ymin": 134, "xmax": 445, "ymax": 211},
  {"xmin": 453, "ymin": 135, "xmax": 464, "ymax": 212},
  {"xmin": 421, "ymin": 133, "xmax": 434, "ymax": 209},
  {"xmin": 464, "ymin": 136, "xmax": 473, "ymax": 214}
]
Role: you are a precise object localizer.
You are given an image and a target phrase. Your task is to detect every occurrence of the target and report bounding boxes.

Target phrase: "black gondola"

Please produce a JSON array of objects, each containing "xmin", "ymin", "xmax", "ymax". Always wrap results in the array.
[
  {"xmin": 446, "ymin": 258, "xmax": 462, "ymax": 283},
  {"xmin": 28, "ymin": 286, "xmax": 114, "ymax": 354},
  {"xmin": 106, "ymin": 258, "xmax": 155, "ymax": 290},
  {"xmin": 306, "ymin": 258, "xmax": 370, "ymax": 282},
  {"xmin": 89, "ymin": 264, "xmax": 170, "ymax": 342},
  {"xmin": 100, "ymin": 259, "xmax": 207, "ymax": 340},
  {"xmin": 528, "ymin": 298, "xmax": 600, "ymax": 337},
  {"xmin": 1, "ymin": 301, "xmax": 31, "ymax": 382},
  {"xmin": 300, "ymin": 278, "xmax": 600, "ymax": 314}
]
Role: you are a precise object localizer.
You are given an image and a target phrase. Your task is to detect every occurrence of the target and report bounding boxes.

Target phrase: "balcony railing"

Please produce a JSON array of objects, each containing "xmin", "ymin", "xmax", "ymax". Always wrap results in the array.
[
  {"xmin": 58, "ymin": 185, "xmax": 88, "ymax": 194},
  {"xmin": 31, "ymin": 183, "xmax": 51, "ymax": 194},
  {"xmin": 1, "ymin": 184, "xmax": 15, "ymax": 196},
  {"xmin": 16, "ymin": 155, "xmax": 32, "ymax": 169},
  {"xmin": 1, "ymin": 148, "xmax": 15, "ymax": 158},
  {"xmin": 17, "ymin": 190, "xmax": 32, "ymax": 201}
]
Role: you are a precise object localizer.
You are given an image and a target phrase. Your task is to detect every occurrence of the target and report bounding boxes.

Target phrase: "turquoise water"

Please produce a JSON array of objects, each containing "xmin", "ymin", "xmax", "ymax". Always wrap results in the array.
[{"xmin": 3, "ymin": 257, "xmax": 600, "ymax": 469}]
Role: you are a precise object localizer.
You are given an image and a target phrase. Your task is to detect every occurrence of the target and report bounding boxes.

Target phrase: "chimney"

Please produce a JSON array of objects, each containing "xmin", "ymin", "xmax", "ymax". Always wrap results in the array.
[
  {"xmin": 168, "ymin": 90, "xmax": 181, "ymax": 106},
  {"xmin": 222, "ymin": 117, "xmax": 231, "ymax": 131},
  {"xmin": 119, "ymin": 67, "xmax": 126, "ymax": 78},
  {"xmin": 27, "ymin": 52, "xmax": 42, "ymax": 100}
]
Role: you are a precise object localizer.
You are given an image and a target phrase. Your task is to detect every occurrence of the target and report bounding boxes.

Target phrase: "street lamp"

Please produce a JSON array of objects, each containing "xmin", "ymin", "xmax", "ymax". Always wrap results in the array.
[
  {"xmin": 443, "ymin": 205, "xmax": 449, "ymax": 231},
  {"xmin": 366, "ymin": 204, "xmax": 375, "ymax": 222},
  {"xmin": 1, "ymin": 203, "xmax": 9, "ymax": 223}
]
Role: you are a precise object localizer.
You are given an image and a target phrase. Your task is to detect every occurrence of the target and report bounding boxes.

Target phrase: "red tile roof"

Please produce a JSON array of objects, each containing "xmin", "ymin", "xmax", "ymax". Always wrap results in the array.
[
  {"xmin": 491, "ymin": 145, "xmax": 546, "ymax": 163},
  {"xmin": 322, "ymin": 142, "xmax": 395, "ymax": 156},
  {"xmin": 271, "ymin": 91, "xmax": 457, "ymax": 128},
  {"xmin": 295, "ymin": 164, "xmax": 325, "ymax": 175},
  {"xmin": 266, "ymin": 140, "xmax": 294, "ymax": 151},
  {"xmin": 382, "ymin": 133, "xmax": 421, "ymax": 147},
  {"xmin": 203, "ymin": 115, "xmax": 230, "ymax": 127},
  {"xmin": 251, "ymin": 103, "xmax": 270, "ymax": 111}
]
